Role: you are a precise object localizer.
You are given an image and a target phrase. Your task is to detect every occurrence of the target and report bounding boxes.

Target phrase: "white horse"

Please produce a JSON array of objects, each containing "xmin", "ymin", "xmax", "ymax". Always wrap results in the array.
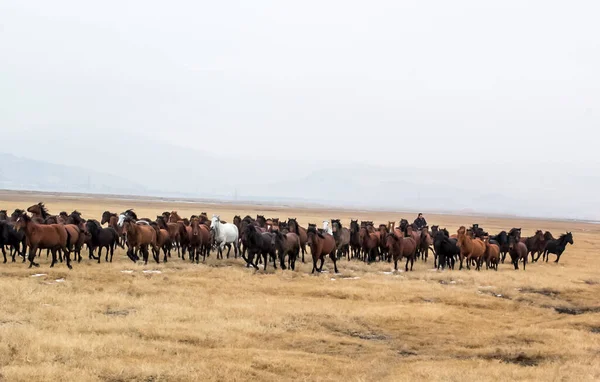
[
  {"xmin": 211, "ymin": 215, "xmax": 239, "ymax": 259},
  {"xmin": 322, "ymin": 220, "xmax": 332, "ymax": 235},
  {"xmin": 118, "ymin": 213, "xmax": 149, "ymax": 227}
]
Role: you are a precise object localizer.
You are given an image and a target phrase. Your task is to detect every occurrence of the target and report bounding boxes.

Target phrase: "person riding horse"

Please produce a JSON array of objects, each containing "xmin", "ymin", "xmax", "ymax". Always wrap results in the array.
[{"xmin": 413, "ymin": 213, "xmax": 427, "ymax": 230}]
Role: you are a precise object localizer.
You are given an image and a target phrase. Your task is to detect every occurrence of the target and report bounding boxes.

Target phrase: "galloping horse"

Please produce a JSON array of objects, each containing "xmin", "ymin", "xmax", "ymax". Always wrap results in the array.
[
  {"xmin": 27, "ymin": 202, "xmax": 57, "ymax": 224},
  {"xmin": 521, "ymin": 230, "xmax": 545, "ymax": 263},
  {"xmin": 457, "ymin": 226, "xmax": 486, "ymax": 270},
  {"xmin": 156, "ymin": 216, "xmax": 183, "ymax": 257},
  {"xmin": 121, "ymin": 217, "xmax": 159, "ymax": 264},
  {"xmin": 187, "ymin": 217, "xmax": 211, "ymax": 263},
  {"xmin": 287, "ymin": 218, "xmax": 307, "ymax": 263},
  {"xmin": 149, "ymin": 221, "xmax": 171, "ymax": 262},
  {"xmin": 272, "ymin": 231, "xmax": 301, "ymax": 270},
  {"xmin": 538, "ymin": 232, "xmax": 573, "ymax": 263},
  {"xmin": 349, "ymin": 220, "xmax": 361, "ymax": 260},
  {"xmin": 331, "ymin": 219, "xmax": 350, "ymax": 260},
  {"xmin": 0, "ymin": 221, "xmax": 26, "ymax": 263},
  {"xmin": 15, "ymin": 213, "xmax": 73, "ymax": 269},
  {"xmin": 211, "ymin": 215, "xmax": 239, "ymax": 259},
  {"xmin": 86, "ymin": 219, "xmax": 120, "ymax": 263},
  {"xmin": 306, "ymin": 225, "xmax": 338, "ymax": 274},
  {"xmin": 385, "ymin": 232, "xmax": 417, "ymax": 271},
  {"xmin": 484, "ymin": 239, "xmax": 500, "ymax": 270},
  {"xmin": 360, "ymin": 225, "xmax": 380, "ymax": 263}
]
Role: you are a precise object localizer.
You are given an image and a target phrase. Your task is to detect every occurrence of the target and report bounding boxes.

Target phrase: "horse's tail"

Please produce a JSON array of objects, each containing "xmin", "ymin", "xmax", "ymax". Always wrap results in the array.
[{"xmin": 65, "ymin": 228, "xmax": 72, "ymax": 252}]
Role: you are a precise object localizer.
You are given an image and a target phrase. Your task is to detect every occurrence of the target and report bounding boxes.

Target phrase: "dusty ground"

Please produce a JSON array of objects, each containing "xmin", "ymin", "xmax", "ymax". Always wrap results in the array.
[{"xmin": 0, "ymin": 192, "xmax": 599, "ymax": 381}]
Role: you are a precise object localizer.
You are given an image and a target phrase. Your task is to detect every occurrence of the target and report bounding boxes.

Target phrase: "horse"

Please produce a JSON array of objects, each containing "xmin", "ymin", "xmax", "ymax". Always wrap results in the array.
[
  {"xmin": 256, "ymin": 215, "xmax": 267, "ymax": 228},
  {"xmin": 331, "ymin": 219, "xmax": 350, "ymax": 261},
  {"xmin": 433, "ymin": 230, "xmax": 459, "ymax": 270},
  {"xmin": 211, "ymin": 215, "xmax": 239, "ymax": 259},
  {"xmin": 187, "ymin": 217, "xmax": 211, "ymax": 263},
  {"xmin": 500, "ymin": 228, "xmax": 522, "ymax": 263},
  {"xmin": 359, "ymin": 226, "xmax": 380, "ymax": 263},
  {"xmin": 148, "ymin": 222, "xmax": 171, "ymax": 263},
  {"xmin": 457, "ymin": 226, "xmax": 486, "ymax": 270},
  {"xmin": 85, "ymin": 219, "xmax": 120, "ymax": 263},
  {"xmin": 14, "ymin": 213, "xmax": 73, "ymax": 269},
  {"xmin": 471, "ymin": 224, "xmax": 488, "ymax": 239},
  {"xmin": 508, "ymin": 236, "xmax": 528, "ymax": 270},
  {"xmin": 418, "ymin": 226, "xmax": 433, "ymax": 262},
  {"xmin": 121, "ymin": 217, "xmax": 159, "ymax": 264},
  {"xmin": 271, "ymin": 231, "xmax": 301, "ymax": 270},
  {"xmin": 65, "ymin": 211, "xmax": 89, "ymax": 262},
  {"xmin": 0, "ymin": 220, "xmax": 26, "ymax": 263},
  {"xmin": 306, "ymin": 225, "xmax": 338, "ymax": 274},
  {"xmin": 484, "ymin": 239, "xmax": 500, "ymax": 271},
  {"xmin": 156, "ymin": 216, "xmax": 183, "ymax": 258},
  {"xmin": 242, "ymin": 224, "xmax": 277, "ymax": 270},
  {"xmin": 26, "ymin": 202, "xmax": 57, "ymax": 224},
  {"xmin": 489, "ymin": 231, "xmax": 510, "ymax": 263},
  {"xmin": 385, "ymin": 232, "xmax": 417, "ymax": 271},
  {"xmin": 287, "ymin": 218, "xmax": 307, "ymax": 263},
  {"xmin": 538, "ymin": 232, "xmax": 573, "ymax": 263},
  {"xmin": 349, "ymin": 220, "xmax": 361, "ymax": 260},
  {"xmin": 521, "ymin": 230, "xmax": 545, "ymax": 263}
]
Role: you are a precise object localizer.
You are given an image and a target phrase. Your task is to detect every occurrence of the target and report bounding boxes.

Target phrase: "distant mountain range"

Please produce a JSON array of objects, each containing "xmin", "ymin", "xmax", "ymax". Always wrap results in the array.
[{"xmin": 1, "ymin": 130, "xmax": 598, "ymax": 220}]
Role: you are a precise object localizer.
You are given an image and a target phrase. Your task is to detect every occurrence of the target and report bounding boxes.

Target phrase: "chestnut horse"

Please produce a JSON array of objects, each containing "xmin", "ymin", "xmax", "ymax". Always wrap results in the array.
[
  {"xmin": 484, "ymin": 239, "xmax": 500, "ymax": 271},
  {"xmin": 27, "ymin": 202, "xmax": 57, "ymax": 224},
  {"xmin": 150, "ymin": 222, "xmax": 171, "ymax": 262},
  {"xmin": 14, "ymin": 213, "xmax": 73, "ymax": 269},
  {"xmin": 122, "ymin": 217, "xmax": 159, "ymax": 264},
  {"xmin": 156, "ymin": 216, "xmax": 182, "ymax": 258},
  {"xmin": 188, "ymin": 217, "xmax": 211, "ymax": 263},
  {"xmin": 457, "ymin": 226, "xmax": 486, "ymax": 270},
  {"xmin": 306, "ymin": 225, "xmax": 338, "ymax": 274},
  {"xmin": 385, "ymin": 232, "xmax": 417, "ymax": 271}
]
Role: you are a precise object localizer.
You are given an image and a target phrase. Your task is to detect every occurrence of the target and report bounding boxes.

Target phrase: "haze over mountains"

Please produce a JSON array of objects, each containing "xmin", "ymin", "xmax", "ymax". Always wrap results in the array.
[{"xmin": 1, "ymin": 129, "xmax": 597, "ymax": 220}]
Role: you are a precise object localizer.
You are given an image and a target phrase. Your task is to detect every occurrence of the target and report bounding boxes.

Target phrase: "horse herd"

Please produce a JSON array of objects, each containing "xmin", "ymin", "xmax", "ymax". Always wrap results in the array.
[{"xmin": 0, "ymin": 204, "xmax": 575, "ymax": 274}]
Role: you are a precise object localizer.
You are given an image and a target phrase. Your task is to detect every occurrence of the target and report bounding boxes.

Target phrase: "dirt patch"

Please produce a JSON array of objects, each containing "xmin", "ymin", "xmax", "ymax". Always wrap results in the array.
[
  {"xmin": 479, "ymin": 290, "xmax": 511, "ymax": 299},
  {"xmin": 483, "ymin": 352, "xmax": 546, "ymax": 367},
  {"xmin": 590, "ymin": 327, "xmax": 600, "ymax": 334},
  {"xmin": 584, "ymin": 280, "xmax": 599, "ymax": 285},
  {"xmin": 349, "ymin": 331, "xmax": 388, "ymax": 341},
  {"xmin": 520, "ymin": 288, "xmax": 560, "ymax": 298},
  {"xmin": 104, "ymin": 308, "xmax": 133, "ymax": 317},
  {"xmin": 553, "ymin": 306, "xmax": 600, "ymax": 315},
  {"xmin": 398, "ymin": 350, "xmax": 418, "ymax": 357}
]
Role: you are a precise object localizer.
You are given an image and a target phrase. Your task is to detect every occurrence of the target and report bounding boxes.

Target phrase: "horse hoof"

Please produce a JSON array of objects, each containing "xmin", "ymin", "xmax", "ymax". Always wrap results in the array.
[{"xmin": 68, "ymin": 265, "xmax": 73, "ymax": 270}]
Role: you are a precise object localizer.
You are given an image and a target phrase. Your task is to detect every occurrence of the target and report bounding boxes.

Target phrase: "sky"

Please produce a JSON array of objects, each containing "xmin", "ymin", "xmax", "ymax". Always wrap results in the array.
[{"xmin": 1, "ymin": 1, "xmax": 599, "ymax": 218}]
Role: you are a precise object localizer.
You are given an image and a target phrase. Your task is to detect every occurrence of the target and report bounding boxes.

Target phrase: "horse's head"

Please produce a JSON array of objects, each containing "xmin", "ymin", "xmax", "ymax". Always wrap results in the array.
[
  {"xmin": 270, "ymin": 230, "xmax": 284, "ymax": 247},
  {"xmin": 457, "ymin": 226, "xmax": 467, "ymax": 238},
  {"xmin": 191, "ymin": 218, "xmax": 200, "ymax": 236},
  {"xmin": 566, "ymin": 232, "xmax": 574, "ymax": 245},
  {"xmin": 14, "ymin": 213, "xmax": 30, "ymax": 231},
  {"xmin": 117, "ymin": 214, "xmax": 126, "ymax": 227},
  {"xmin": 385, "ymin": 232, "xmax": 398, "ymax": 247},
  {"xmin": 27, "ymin": 203, "xmax": 42, "ymax": 215},
  {"xmin": 331, "ymin": 219, "xmax": 340, "ymax": 233},
  {"xmin": 211, "ymin": 215, "xmax": 220, "ymax": 228}
]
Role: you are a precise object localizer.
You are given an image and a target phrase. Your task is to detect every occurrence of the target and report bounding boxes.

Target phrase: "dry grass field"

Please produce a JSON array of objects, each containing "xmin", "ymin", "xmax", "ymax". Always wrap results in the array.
[{"xmin": 0, "ymin": 192, "xmax": 599, "ymax": 381}]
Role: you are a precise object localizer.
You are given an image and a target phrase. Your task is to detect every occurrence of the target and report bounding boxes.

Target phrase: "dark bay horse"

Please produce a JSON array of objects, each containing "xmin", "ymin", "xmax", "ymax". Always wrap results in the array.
[
  {"xmin": 287, "ymin": 218, "xmax": 307, "ymax": 263},
  {"xmin": 27, "ymin": 202, "xmax": 59, "ymax": 224},
  {"xmin": 386, "ymin": 232, "xmax": 417, "ymax": 271},
  {"xmin": 306, "ymin": 225, "xmax": 338, "ymax": 274},
  {"xmin": 489, "ymin": 231, "xmax": 510, "ymax": 263},
  {"xmin": 272, "ymin": 231, "xmax": 300, "ymax": 270},
  {"xmin": 359, "ymin": 226, "xmax": 380, "ymax": 263},
  {"xmin": 331, "ymin": 219, "xmax": 350, "ymax": 261},
  {"xmin": 521, "ymin": 230, "xmax": 544, "ymax": 263},
  {"xmin": 242, "ymin": 224, "xmax": 277, "ymax": 270},
  {"xmin": 188, "ymin": 217, "xmax": 211, "ymax": 262},
  {"xmin": 0, "ymin": 210, "xmax": 8, "ymax": 221},
  {"xmin": 433, "ymin": 229, "xmax": 459, "ymax": 270},
  {"xmin": 149, "ymin": 221, "xmax": 171, "ymax": 263},
  {"xmin": 15, "ymin": 213, "xmax": 72, "ymax": 269},
  {"xmin": 156, "ymin": 216, "xmax": 183, "ymax": 258},
  {"xmin": 349, "ymin": 220, "xmax": 361, "ymax": 260}
]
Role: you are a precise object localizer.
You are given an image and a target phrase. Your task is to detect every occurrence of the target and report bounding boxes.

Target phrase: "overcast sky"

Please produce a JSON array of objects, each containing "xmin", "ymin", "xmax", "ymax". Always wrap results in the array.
[{"xmin": 1, "ymin": 1, "xmax": 598, "ymax": 169}]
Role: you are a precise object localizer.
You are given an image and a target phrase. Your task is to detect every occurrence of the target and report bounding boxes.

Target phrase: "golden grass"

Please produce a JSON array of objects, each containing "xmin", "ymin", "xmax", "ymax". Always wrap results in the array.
[{"xmin": 1, "ymin": 192, "xmax": 599, "ymax": 381}]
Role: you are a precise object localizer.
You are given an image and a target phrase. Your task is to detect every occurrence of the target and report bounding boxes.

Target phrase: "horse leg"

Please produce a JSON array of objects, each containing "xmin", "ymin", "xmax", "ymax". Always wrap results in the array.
[
  {"xmin": 318, "ymin": 255, "xmax": 325, "ymax": 272},
  {"xmin": 64, "ymin": 247, "xmax": 73, "ymax": 270},
  {"xmin": 1, "ymin": 246, "xmax": 6, "ymax": 264},
  {"xmin": 97, "ymin": 247, "xmax": 102, "ymax": 264},
  {"xmin": 109, "ymin": 245, "xmax": 114, "ymax": 262},
  {"xmin": 301, "ymin": 245, "xmax": 306, "ymax": 263},
  {"xmin": 50, "ymin": 248, "xmax": 57, "ymax": 268},
  {"xmin": 330, "ymin": 251, "xmax": 339, "ymax": 274},
  {"xmin": 312, "ymin": 255, "xmax": 318, "ymax": 273},
  {"xmin": 555, "ymin": 253, "xmax": 562, "ymax": 263},
  {"xmin": 272, "ymin": 251, "xmax": 277, "ymax": 270}
]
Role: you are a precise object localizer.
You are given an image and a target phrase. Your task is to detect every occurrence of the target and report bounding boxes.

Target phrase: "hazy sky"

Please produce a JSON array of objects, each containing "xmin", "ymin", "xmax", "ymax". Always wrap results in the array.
[{"xmin": 2, "ymin": 1, "xmax": 598, "ymax": 168}]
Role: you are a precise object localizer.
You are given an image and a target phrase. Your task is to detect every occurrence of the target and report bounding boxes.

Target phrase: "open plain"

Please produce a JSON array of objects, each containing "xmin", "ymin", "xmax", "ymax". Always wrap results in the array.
[{"xmin": 0, "ymin": 192, "xmax": 599, "ymax": 381}]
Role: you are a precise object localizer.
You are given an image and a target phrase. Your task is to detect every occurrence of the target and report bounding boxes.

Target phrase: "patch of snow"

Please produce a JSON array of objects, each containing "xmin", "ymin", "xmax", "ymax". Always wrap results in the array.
[
  {"xmin": 31, "ymin": 274, "xmax": 47, "ymax": 277},
  {"xmin": 142, "ymin": 270, "xmax": 162, "ymax": 274}
]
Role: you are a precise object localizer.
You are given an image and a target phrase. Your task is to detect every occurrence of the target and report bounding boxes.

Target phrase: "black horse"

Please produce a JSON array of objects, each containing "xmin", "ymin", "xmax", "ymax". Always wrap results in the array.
[
  {"xmin": 86, "ymin": 219, "xmax": 120, "ymax": 263},
  {"xmin": 349, "ymin": 220, "xmax": 361, "ymax": 260},
  {"xmin": 242, "ymin": 224, "xmax": 277, "ymax": 270},
  {"xmin": 489, "ymin": 231, "xmax": 510, "ymax": 262},
  {"xmin": 0, "ymin": 221, "xmax": 26, "ymax": 263},
  {"xmin": 538, "ymin": 232, "xmax": 573, "ymax": 263},
  {"xmin": 434, "ymin": 229, "xmax": 459, "ymax": 270}
]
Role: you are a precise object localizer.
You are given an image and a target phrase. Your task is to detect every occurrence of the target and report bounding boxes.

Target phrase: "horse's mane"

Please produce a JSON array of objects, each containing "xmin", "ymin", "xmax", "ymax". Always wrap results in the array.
[
  {"xmin": 37, "ymin": 203, "xmax": 50, "ymax": 219},
  {"xmin": 124, "ymin": 209, "xmax": 138, "ymax": 220},
  {"xmin": 558, "ymin": 233, "xmax": 571, "ymax": 243},
  {"xmin": 306, "ymin": 225, "xmax": 324, "ymax": 238}
]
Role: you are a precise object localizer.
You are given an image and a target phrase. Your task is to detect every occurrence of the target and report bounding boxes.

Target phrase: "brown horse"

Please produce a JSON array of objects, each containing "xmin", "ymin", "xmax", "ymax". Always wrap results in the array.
[
  {"xmin": 122, "ymin": 217, "xmax": 159, "ymax": 264},
  {"xmin": 349, "ymin": 220, "xmax": 361, "ymax": 260},
  {"xmin": 418, "ymin": 227, "xmax": 433, "ymax": 262},
  {"xmin": 188, "ymin": 217, "xmax": 211, "ymax": 262},
  {"xmin": 306, "ymin": 225, "xmax": 338, "ymax": 274},
  {"xmin": 509, "ymin": 241, "xmax": 528, "ymax": 270},
  {"xmin": 457, "ymin": 226, "xmax": 486, "ymax": 270},
  {"xmin": 150, "ymin": 222, "xmax": 171, "ymax": 262},
  {"xmin": 14, "ymin": 213, "xmax": 73, "ymax": 269},
  {"xmin": 386, "ymin": 232, "xmax": 417, "ymax": 271},
  {"xmin": 156, "ymin": 216, "xmax": 182, "ymax": 257},
  {"xmin": 27, "ymin": 202, "xmax": 57, "ymax": 224},
  {"xmin": 484, "ymin": 239, "xmax": 500, "ymax": 271},
  {"xmin": 520, "ymin": 230, "xmax": 544, "ymax": 263},
  {"xmin": 102, "ymin": 211, "xmax": 124, "ymax": 245},
  {"xmin": 65, "ymin": 211, "xmax": 88, "ymax": 262},
  {"xmin": 287, "ymin": 218, "xmax": 307, "ymax": 262},
  {"xmin": 331, "ymin": 219, "xmax": 351, "ymax": 261},
  {"xmin": 168, "ymin": 211, "xmax": 184, "ymax": 224},
  {"xmin": 272, "ymin": 231, "xmax": 301, "ymax": 270},
  {"xmin": 359, "ymin": 226, "xmax": 380, "ymax": 263}
]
